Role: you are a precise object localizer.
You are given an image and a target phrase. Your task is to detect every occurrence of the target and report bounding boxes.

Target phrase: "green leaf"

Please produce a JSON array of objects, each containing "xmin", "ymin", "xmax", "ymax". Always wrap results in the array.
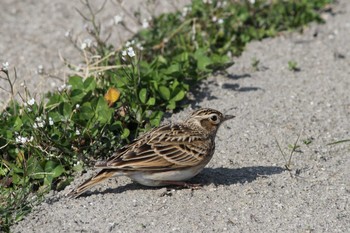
[
  {"xmin": 139, "ymin": 88, "xmax": 147, "ymax": 104},
  {"xmin": 164, "ymin": 63, "xmax": 180, "ymax": 75},
  {"xmin": 193, "ymin": 49, "xmax": 212, "ymax": 72},
  {"xmin": 170, "ymin": 80, "xmax": 179, "ymax": 91},
  {"xmin": 70, "ymin": 89, "xmax": 85, "ymax": 103},
  {"xmin": 68, "ymin": 76, "xmax": 84, "ymax": 90},
  {"xmin": 13, "ymin": 117, "xmax": 23, "ymax": 131},
  {"xmin": 11, "ymin": 172, "xmax": 23, "ymax": 184},
  {"xmin": 27, "ymin": 157, "xmax": 44, "ymax": 179},
  {"xmin": 79, "ymin": 103, "xmax": 94, "ymax": 121},
  {"xmin": 156, "ymin": 55, "xmax": 167, "ymax": 65},
  {"xmin": 121, "ymin": 128, "xmax": 130, "ymax": 139},
  {"xmin": 166, "ymin": 100, "xmax": 176, "ymax": 110},
  {"xmin": 73, "ymin": 162, "xmax": 84, "ymax": 172},
  {"xmin": 171, "ymin": 89, "xmax": 186, "ymax": 102},
  {"xmin": 44, "ymin": 161, "xmax": 57, "ymax": 172},
  {"xmin": 51, "ymin": 165, "xmax": 64, "ymax": 178},
  {"xmin": 150, "ymin": 111, "xmax": 164, "ymax": 127},
  {"xmin": 146, "ymin": 97, "xmax": 155, "ymax": 106},
  {"xmin": 44, "ymin": 176, "xmax": 53, "ymax": 186},
  {"xmin": 173, "ymin": 52, "xmax": 189, "ymax": 63},
  {"xmin": 2, "ymin": 130, "xmax": 13, "ymax": 141},
  {"xmin": 48, "ymin": 111, "xmax": 63, "ymax": 123},
  {"xmin": 84, "ymin": 77, "xmax": 96, "ymax": 92},
  {"xmin": 46, "ymin": 94, "xmax": 62, "ymax": 110},
  {"xmin": 61, "ymin": 102, "xmax": 72, "ymax": 118},
  {"xmin": 95, "ymin": 97, "xmax": 112, "ymax": 124},
  {"xmin": 158, "ymin": 86, "xmax": 171, "ymax": 100},
  {"xmin": 112, "ymin": 120, "xmax": 123, "ymax": 129}
]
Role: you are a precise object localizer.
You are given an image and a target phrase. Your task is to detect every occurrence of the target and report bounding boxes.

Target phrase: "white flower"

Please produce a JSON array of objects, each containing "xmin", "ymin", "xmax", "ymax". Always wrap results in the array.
[
  {"xmin": 65, "ymin": 30, "xmax": 71, "ymax": 38},
  {"xmin": 2, "ymin": 62, "xmax": 9, "ymax": 71},
  {"xmin": 81, "ymin": 38, "xmax": 93, "ymax": 50},
  {"xmin": 49, "ymin": 117, "xmax": 54, "ymax": 126},
  {"xmin": 21, "ymin": 137, "xmax": 28, "ymax": 144},
  {"xmin": 127, "ymin": 47, "xmax": 135, "ymax": 57},
  {"xmin": 114, "ymin": 15, "xmax": 123, "ymax": 25},
  {"xmin": 74, "ymin": 160, "xmax": 81, "ymax": 167},
  {"xmin": 37, "ymin": 65, "xmax": 44, "ymax": 74},
  {"xmin": 125, "ymin": 40, "xmax": 135, "ymax": 47},
  {"xmin": 121, "ymin": 50, "xmax": 127, "ymax": 61},
  {"xmin": 75, "ymin": 104, "xmax": 80, "ymax": 109},
  {"xmin": 218, "ymin": 18, "xmax": 224, "ymax": 24},
  {"xmin": 182, "ymin": 7, "xmax": 191, "ymax": 17},
  {"xmin": 15, "ymin": 136, "xmax": 21, "ymax": 143},
  {"xmin": 27, "ymin": 98, "xmax": 35, "ymax": 106},
  {"xmin": 58, "ymin": 84, "xmax": 72, "ymax": 92},
  {"xmin": 33, "ymin": 116, "xmax": 45, "ymax": 128},
  {"xmin": 75, "ymin": 129, "xmax": 80, "ymax": 135},
  {"xmin": 81, "ymin": 43, "xmax": 87, "ymax": 50},
  {"xmin": 58, "ymin": 84, "xmax": 66, "ymax": 92},
  {"xmin": 15, "ymin": 135, "xmax": 33, "ymax": 144},
  {"xmin": 142, "ymin": 19, "xmax": 149, "ymax": 29},
  {"xmin": 75, "ymin": 64, "xmax": 83, "ymax": 72},
  {"xmin": 136, "ymin": 43, "xmax": 144, "ymax": 51},
  {"xmin": 249, "ymin": 0, "xmax": 255, "ymax": 4},
  {"xmin": 16, "ymin": 136, "xmax": 29, "ymax": 144},
  {"xmin": 212, "ymin": 16, "xmax": 217, "ymax": 22}
]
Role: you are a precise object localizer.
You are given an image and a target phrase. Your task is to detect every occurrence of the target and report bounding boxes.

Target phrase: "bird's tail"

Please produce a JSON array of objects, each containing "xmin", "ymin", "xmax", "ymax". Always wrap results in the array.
[{"xmin": 67, "ymin": 169, "xmax": 118, "ymax": 198}]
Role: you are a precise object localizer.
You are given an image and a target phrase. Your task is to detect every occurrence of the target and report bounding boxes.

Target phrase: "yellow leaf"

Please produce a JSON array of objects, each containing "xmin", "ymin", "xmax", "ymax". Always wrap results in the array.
[{"xmin": 104, "ymin": 87, "xmax": 120, "ymax": 107}]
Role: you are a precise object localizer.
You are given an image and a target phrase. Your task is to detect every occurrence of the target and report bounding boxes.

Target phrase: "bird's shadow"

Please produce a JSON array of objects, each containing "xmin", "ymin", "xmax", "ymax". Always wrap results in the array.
[
  {"xmin": 84, "ymin": 166, "xmax": 284, "ymax": 197},
  {"xmin": 192, "ymin": 166, "xmax": 284, "ymax": 186}
]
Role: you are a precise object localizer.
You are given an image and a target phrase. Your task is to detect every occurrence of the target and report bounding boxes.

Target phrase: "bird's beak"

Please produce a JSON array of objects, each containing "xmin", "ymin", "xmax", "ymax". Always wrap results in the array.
[{"xmin": 224, "ymin": 115, "xmax": 235, "ymax": 121}]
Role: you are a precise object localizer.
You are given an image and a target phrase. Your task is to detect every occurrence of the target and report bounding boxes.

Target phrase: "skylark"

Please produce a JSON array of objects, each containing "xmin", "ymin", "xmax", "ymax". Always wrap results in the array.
[{"xmin": 68, "ymin": 108, "xmax": 234, "ymax": 198}]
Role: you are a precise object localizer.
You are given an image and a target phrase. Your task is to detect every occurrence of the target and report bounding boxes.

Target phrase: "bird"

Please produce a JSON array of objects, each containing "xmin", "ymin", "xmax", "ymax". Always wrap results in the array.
[{"xmin": 68, "ymin": 108, "xmax": 234, "ymax": 198}]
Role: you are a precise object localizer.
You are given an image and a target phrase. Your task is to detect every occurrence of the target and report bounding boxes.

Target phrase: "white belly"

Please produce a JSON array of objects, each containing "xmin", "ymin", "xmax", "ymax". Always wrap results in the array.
[{"xmin": 128, "ymin": 163, "xmax": 208, "ymax": 187}]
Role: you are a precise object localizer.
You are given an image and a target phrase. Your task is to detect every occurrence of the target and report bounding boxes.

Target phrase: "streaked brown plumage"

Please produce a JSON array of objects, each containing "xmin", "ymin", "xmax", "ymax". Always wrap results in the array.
[{"xmin": 68, "ymin": 108, "xmax": 234, "ymax": 198}]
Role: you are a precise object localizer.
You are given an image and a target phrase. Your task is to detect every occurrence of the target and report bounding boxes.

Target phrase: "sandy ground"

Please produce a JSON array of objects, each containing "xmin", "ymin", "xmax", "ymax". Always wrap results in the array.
[{"xmin": 2, "ymin": 0, "xmax": 350, "ymax": 232}]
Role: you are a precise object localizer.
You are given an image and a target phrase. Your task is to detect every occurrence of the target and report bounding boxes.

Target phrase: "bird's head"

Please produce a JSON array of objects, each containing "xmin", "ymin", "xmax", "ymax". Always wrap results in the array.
[{"xmin": 186, "ymin": 108, "xmax": 235, "ymax": 135}]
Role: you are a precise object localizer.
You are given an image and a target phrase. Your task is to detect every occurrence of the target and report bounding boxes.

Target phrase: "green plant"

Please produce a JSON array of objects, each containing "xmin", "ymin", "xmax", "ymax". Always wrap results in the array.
[
  {"xmin": 251, "ymin": 57, "xmax": 261, "ymax": 71},
  {"xmin": 303, "ymin": 137, "xmax": 314, "ymax": 145},
  {"xmin": 327, "ymin": 139, "xmax": 350, "ymax": 145},
  {"xmin": 288, "ymin": 60, "xmax": 300, "ymax": 72},
  {"xmin": 275, "ymin": 132, "xmax": 302, "ymax": 171}
]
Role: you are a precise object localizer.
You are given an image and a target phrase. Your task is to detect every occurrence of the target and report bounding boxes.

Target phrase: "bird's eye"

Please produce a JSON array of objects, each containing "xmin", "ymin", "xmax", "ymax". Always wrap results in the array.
[{"xmin": 210, "ymin": 114, "xmax": 219, "ymax": 123}]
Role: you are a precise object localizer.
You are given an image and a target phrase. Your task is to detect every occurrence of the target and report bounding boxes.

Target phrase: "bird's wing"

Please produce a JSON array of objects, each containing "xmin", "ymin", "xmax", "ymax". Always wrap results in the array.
[{"xmin": 95, "ymin": 124, "xmax": 211, "ymax": 171}]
